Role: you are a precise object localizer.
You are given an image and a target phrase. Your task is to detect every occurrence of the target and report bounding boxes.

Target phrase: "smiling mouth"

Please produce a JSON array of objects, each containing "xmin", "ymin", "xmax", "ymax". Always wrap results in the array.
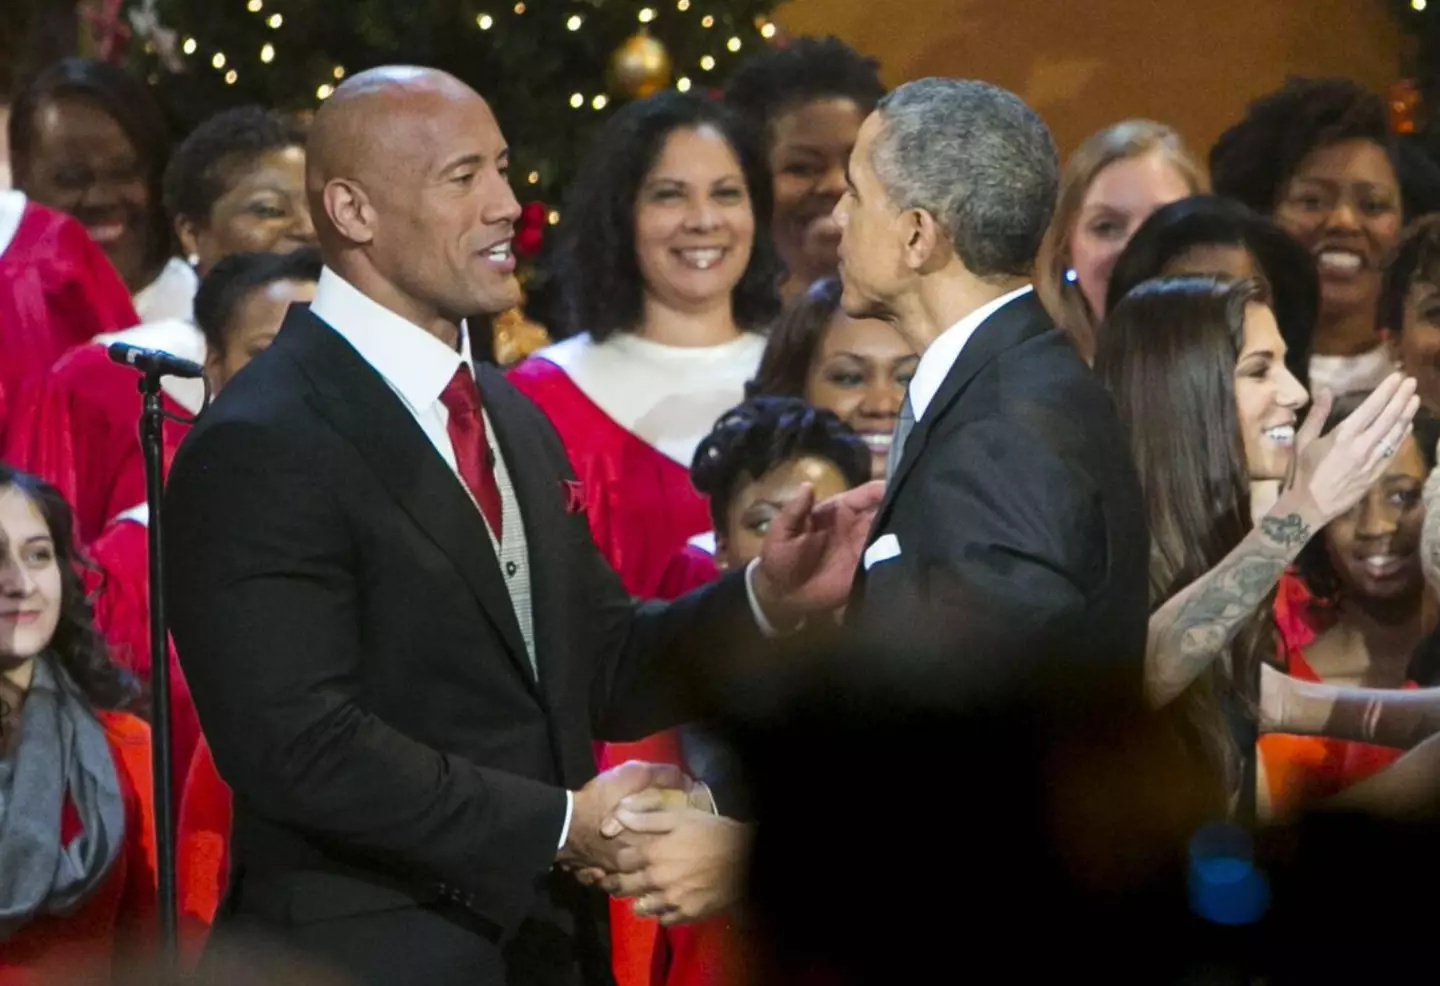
[
  {"xmin": 1359, "ymin": 554, "xmax": 1407, "ymax": 579},
  {"xmin": 675, "ymin": 247, "xmax": 726, "ymax": 270},
  {"xmin": 859, "ymin": 433, "xmax": 892, "ymax": 454},
  {"xmin": 86, "ymin": 221, "xmax": 128, "ymax": 245},
  {"xmin": 1315, "ymin": 248, "xmax": 1365, "ymax": 277},
  {"xmin": 1263, "ymin": 425, "xmax": 1295, "ymax": 445},
  {"xmin": 480, "ymin": 240, "xmax": 515, "ymax": 269}
]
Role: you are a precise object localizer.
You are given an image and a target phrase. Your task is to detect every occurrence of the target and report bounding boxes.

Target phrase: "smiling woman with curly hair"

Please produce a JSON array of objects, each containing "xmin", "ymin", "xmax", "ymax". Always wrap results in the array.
[
  {"xmin": 508, "ymin": 91, "xmax": 782, "ymax": 600},
  {"xmin": 1210, "ymin": 78, "xmax": 1402, "ymax": 399}
]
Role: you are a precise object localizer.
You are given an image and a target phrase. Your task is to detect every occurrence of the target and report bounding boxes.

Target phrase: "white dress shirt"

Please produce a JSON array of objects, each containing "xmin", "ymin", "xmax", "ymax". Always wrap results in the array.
[
  {"xmin": 907, "ymin": 285, "xmax": 1034, "ymax": 422},
  {"xmin": 308, "ymin": 267, "xmax": 570, "ymax": 848}
]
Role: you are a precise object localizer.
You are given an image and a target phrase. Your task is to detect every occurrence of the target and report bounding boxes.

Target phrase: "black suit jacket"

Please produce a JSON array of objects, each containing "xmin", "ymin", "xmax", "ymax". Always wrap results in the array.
[
  {"xmin": 848, "ymin": 293, "xmax": 1149, "ymax": 689},
  {"xmin": 164, "ymin": 307, "xmax": 758, "ymax": 986}
]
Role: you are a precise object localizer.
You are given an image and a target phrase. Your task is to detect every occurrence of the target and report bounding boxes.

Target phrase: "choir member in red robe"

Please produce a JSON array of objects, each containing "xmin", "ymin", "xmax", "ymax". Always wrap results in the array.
[
  {"xmin": 3, "ymin": 106, "xmax": 312, "ymax": 544},
  {"xmin": 602, "ymin": 397, "xmax": 871, "ymax": 986},
  {"xmin": 0, "ymin": 191, "xmax": 138, "ymax": 438},
  {"xmin": 508, "ymin": 92, "xmax": 782, "ymax": 599},
  {"xmin": 88, "ymin": 248, "xmax": 322, "ymax": 818},
  {"xmin": 7, "ymin": 58, "xmax": 190, "ymax": 323},
  {"xmin": 0, "ymin": 467, "xmax": 156, "ymax": 985}
]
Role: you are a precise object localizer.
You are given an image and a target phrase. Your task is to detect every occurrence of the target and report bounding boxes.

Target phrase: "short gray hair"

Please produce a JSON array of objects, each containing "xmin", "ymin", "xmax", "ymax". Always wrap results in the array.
[{"xmin": 871, "ymin": 78, "xmax": 1058, "ymax": 278}]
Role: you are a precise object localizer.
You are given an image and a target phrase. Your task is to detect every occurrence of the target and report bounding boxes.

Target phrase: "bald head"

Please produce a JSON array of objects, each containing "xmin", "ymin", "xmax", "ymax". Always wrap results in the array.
[
  {"xmin": 302, "ymin": 64, "xmax": 523, "ymax": 335},
  {"xmin": 306, "ymin": 67, "xmax": 480, "ymax": 234}
]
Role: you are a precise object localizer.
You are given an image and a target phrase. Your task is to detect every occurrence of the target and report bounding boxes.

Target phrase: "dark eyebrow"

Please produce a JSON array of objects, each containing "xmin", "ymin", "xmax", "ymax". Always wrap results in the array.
[
  {"xmin": 439, "ymin": 153, "xmax": 484, "ymax": 177},
  {"xmin": 22, "ymin": 535, "xmax": 54, "ymax": 547}
]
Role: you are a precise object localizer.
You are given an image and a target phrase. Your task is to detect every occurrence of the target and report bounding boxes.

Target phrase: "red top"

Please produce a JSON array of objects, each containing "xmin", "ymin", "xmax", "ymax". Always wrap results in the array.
[
  {"xmin": 0, "ymin": 198, "xmax": 139, "ymax": 439},
  {"xmin": 0, "ymin": 711, "xmax": 157, "ymax": 985},
  {"xmin": 506, "ymin": 358, "xmax": 712, "ymax": 599},
  {"xmin": 2, "ymin": 343, "xmax": 191, "ymax": 545},
  {"xmin": 1261, "ymin": 573, "xmax": 1409, "ymax": 815},
  {"xmin": 85, "ymin": 516, "xmax": 201, "ymax": 804}
]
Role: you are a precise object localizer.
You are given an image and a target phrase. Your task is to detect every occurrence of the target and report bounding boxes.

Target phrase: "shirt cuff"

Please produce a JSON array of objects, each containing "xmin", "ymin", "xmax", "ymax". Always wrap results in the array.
[
  {"xmin": 557, "ymin": 790, "xmax": 574, "ymax": 850},
  {"xmin": 744, "ymin": 558, "xmax": 782, "ymax": 638}
]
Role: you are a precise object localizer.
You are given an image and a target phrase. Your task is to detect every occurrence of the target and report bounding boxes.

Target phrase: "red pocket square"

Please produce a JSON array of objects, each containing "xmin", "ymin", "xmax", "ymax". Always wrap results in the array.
[{"xmin": 562, "ymin": 479, "xmax": 586, "ymax": 514}]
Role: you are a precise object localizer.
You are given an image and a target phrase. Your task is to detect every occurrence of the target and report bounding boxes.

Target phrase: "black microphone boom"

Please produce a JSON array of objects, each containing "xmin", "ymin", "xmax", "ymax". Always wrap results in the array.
[{"xmin": 107, "ymin": 342, "xmax": 206, "ymax": 380}]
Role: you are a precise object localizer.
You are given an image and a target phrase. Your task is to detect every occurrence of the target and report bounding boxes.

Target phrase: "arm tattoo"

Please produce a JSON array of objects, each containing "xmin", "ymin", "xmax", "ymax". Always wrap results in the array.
[
  {"xmin": 1259, "ymin": 513, "xmax": 1312, "ymax": 548},
  {"xmin": 1150, "ymin": 516, "xmax": 1311, "ymax": 701}
]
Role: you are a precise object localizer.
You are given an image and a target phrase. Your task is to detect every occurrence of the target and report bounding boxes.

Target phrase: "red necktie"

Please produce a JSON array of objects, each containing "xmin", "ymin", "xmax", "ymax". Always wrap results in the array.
[{"xmin": 439, "ymin": 366, "xmax": 504, "ymax": 541}]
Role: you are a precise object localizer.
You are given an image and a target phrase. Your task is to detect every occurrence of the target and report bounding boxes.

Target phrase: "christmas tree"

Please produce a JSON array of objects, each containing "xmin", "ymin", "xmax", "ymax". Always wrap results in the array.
[{"xmin": 123, "ymin": 0, "xmax": 780, "ymax": 221}]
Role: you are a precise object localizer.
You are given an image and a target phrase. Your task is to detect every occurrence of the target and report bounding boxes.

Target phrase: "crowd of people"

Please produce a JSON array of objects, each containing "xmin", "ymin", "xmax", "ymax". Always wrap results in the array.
[{"xmin": 3, "ymin": 33, "xmax": 1440, "ymax": 986}]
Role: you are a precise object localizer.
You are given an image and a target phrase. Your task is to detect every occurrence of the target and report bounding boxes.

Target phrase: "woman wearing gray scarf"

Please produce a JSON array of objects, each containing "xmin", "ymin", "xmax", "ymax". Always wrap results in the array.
[{"xmin": 0, "ymin": 465, "xmax": 155, "ymax": 981}]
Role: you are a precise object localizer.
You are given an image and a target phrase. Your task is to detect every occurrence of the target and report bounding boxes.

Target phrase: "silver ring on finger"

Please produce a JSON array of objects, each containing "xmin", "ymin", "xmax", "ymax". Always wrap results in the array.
[{"xmin": 1380, "ymin": 442, "xmax": 1396, "ymax": 458}]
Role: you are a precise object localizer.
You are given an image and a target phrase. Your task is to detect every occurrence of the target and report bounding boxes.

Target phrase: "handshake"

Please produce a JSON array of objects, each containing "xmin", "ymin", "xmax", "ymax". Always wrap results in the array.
[{"xmin": 556, "ymin": 761, "xmax": 751, "ymax": 926}]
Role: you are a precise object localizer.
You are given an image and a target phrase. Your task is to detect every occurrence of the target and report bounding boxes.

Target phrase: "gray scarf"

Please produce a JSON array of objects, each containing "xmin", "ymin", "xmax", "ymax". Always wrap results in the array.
[{"xmin": 0, "ymin": 655, "xmax": 125, "ymax": 941}]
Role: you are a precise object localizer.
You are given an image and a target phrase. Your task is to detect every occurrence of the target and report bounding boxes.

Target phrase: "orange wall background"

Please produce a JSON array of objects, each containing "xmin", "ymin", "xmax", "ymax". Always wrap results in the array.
[{"xmin": 775, "ymin": 0, "xmax": 1409, "ymax": 161}]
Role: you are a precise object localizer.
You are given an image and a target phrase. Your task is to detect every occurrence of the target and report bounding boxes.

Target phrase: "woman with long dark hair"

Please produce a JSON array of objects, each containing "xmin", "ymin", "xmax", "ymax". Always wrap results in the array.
[
  {"xmin": 1093, "ymin": 276, "xmax": 1422, "ymax": 809},
  {"xmin": 0, "ymin": 465, "xmax": 155, "ymax": 981},
  {"xmin": 509, "ymin": 92, "xmax": 783, "ymax": 599}
]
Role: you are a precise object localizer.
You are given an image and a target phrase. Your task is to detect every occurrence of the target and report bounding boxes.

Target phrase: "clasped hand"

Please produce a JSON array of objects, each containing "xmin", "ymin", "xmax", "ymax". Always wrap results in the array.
[{"xmin": 558, "ymin": 761, "xmax": 750, "ymax": 926}]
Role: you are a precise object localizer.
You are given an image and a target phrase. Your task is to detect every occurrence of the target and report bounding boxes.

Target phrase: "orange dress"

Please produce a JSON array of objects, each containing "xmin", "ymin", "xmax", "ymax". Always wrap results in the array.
[
  {"xmin": 0, "ymin": 711, "xmax": 157, "ymax": 985},
  {"xmin": 1261, "ymin": 574, "xmax": 1409, "ymax": 816}
]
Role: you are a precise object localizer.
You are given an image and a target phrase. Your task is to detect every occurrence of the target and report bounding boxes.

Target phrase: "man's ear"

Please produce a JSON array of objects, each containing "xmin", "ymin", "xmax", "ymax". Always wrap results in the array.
[
  {"xmin": 901, "ymin": 208, "xmax": 948, "ymax": 273},
  {"xmin": 324, "ymin": 178, "xmax": 376, "ymax": 245}
]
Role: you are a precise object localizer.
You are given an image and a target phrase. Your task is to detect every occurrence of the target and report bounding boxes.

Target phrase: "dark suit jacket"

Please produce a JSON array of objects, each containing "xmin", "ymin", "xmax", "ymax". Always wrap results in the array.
[
  {"xmin": 848, "ymin": 292, "xmax": 1149, "ymax": 690},
  {"xmin": 164, "ymin": 307, "xmax": 758, "ymax": 986}
]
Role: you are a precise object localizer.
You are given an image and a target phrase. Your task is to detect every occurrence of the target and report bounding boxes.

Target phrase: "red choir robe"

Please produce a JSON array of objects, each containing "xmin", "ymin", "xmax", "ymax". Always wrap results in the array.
[
  {"xmin": 0, "ymin": 191, "xmax": 139, "ymax": 439},
  {"xmin": 1261, "ymin": 573, "xmax": 1409, "ymax": 816},
  {"xmin": 85, "ymin": 506, "xmax": 202, "ymax": 806},
  {"xmin": 0, "ymin": 712, "xmax": 157, "ymax": 986},
  {"xmin": 2, "ymin": 320, "xmax": 204, "ymax": 544},
  {"xmin": 506, "ymin": 331, "xmax": 764, "ymax": 598}
]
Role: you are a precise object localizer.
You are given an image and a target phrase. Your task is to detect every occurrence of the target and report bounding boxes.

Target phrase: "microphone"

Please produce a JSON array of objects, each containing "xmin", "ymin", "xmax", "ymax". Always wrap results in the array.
[{"xmin": 107, "ymin": 342, "xmax": 206, "ymax": 380}]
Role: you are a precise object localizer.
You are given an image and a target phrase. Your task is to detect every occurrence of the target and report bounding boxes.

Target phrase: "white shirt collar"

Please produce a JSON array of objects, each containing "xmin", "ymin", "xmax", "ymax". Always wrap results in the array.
[
  {"xmin": 0, "ymin": 190, "xmax": 26, "ymax": 259},
  {"xmin": 310, "ymin": 266, "xmax": 474, "ymax": 411},
  {"xmin": 908, "ymin": 284, "xmax": 1033, "ymax": 421}
]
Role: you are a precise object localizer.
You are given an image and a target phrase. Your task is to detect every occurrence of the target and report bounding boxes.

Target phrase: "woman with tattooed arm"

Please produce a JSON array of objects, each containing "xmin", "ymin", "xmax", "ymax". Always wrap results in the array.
[{"xmin": 1095, "ymin": 275, "xmax": 1440, "ymax": 817}]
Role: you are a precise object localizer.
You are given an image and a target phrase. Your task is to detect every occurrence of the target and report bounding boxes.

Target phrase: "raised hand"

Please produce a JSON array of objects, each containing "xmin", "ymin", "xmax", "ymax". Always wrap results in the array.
[
  {"xmin": 1287, "ymin": 373, "xmax": 1419, "ymax": 525},
  {"xmin": 750, "ymin": 479, "xmax": 885, "ymax": 625},
  {"xmin": 556, "ymin": 761, "xmax": 690, "ymax": 873}
]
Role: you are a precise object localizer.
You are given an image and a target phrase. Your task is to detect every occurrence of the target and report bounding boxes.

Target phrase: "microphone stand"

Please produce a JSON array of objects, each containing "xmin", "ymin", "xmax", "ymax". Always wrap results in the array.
[{"xmin": 137, "ymin": 370, "xmax": 178, "ymax": 956}]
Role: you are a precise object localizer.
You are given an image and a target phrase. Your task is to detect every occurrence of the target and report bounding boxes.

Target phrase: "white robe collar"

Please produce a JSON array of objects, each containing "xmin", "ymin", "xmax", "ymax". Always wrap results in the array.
[
  {"xmin": 538, "ymin": 331, "xmax": 766, "ymax": 468},
  {"xmin": 93, "ymin": 318, "xmax": 208, "ymax": 415}
]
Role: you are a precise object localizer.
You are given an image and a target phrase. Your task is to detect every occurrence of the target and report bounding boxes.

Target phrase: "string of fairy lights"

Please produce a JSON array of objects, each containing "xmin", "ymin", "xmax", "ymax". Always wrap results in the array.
[
  {"xmin": 169, "ymin": 0, "xmax": 775, "ymax": 225},
  {"xmin": 177, "ymin": 1, "xmax": 774, "ymax": 107}
]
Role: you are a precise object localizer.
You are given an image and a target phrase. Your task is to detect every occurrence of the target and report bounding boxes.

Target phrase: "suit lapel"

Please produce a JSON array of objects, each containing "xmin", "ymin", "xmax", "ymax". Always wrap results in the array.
[
  {"xmin": 474, "ymin": 363, "xmax": 568, "ymax": 706},
  {"xmin": 873, "ymin": 293, "xmax": 1053, "ymax": 527},
  {"xmin": 280, "ymin": 309, "xmax": 534, "ymax": 685}
]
